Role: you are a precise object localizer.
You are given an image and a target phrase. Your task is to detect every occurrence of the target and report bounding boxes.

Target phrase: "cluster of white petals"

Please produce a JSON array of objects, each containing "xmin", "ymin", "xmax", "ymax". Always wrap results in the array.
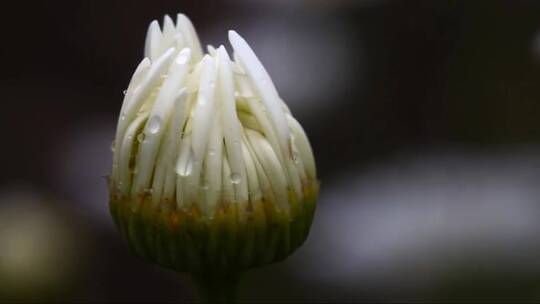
[{"xmin": 111, "ymin": 14, "xmax": 316, "ymax": 217}]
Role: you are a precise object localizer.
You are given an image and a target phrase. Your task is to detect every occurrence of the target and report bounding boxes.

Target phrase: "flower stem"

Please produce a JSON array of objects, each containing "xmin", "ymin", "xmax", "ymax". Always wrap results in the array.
[{"xmin": 193, "ymin": 272, "xmax": 241, "ymax": 303}]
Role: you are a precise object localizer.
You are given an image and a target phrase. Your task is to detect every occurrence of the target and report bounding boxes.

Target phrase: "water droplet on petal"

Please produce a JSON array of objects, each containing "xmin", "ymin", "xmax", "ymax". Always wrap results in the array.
[
  {"xmin": 147, "ymin": 117, "xmax": 162, "ymax": 134},
  {"xmin": 289, "ymin": 135, "xmax": 300, "ymax": 164},
  {"xmin": 177, "ymin": 150, "xmax": 194, "ymax": 177},
  {"xmin": 230, "ymin": 173, "xmax": 241, "ymax": 184},
  {"xmin": 110, "ymin": 140, "xmax": 116, "ymax": 152},
  {"xmin": 198, "ymin": 96, "xmax": 207, "ymax": 106},
  {"xmin": 178, "ymin": 161, "xmax": 193, "ymax": 177},
  {"xmin": 137, "ymin": 133, "xmax": 146, "ymax": 143},
  {"xmin": 122, "ymin": 90, "xmax": 127, "ymax": 95},
  {"xmin": 293, "ymin": 151, "xmax": 300, "ymax": 164},
  {"xmin": 208, "ymin": 149, "xmax": 215, "ymax": 156}
]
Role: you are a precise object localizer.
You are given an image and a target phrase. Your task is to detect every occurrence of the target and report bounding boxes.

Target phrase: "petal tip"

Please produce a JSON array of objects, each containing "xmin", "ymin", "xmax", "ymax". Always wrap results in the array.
[
  {"xmin": 164, "ymin": 14, "xmax": 173, "ymax": 23},
  {"xmin": 149, "ymin": 20, "xmax": 161, "ymax": 31},
  {"xmin": 228, "ymin": 30, "xmax": 240, "ymax": 41}
]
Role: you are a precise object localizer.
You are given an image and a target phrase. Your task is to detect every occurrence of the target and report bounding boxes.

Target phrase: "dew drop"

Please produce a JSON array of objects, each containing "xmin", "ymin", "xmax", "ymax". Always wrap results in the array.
[
  {"xmin": 208, "ymin": 149, "xmax": 215, "ymax": 156},
  {"xmin": 120, "ymin": 113, "xmax": 126, "ymax": 121},
  {"xmin": 289, "ymin": 135, "xmax": 300, "ymax": 164},
  {"xmin": 137, "ymin": 133, "xmax": 146, "ymax": 143},
  {"xmin": 176, "ymin": 150, "xmax": 194, "ymax": 177},
  {"xmin": 147, "ymin": 117, "xmax": 162, "ymax": 134},
  {"xmin": 292, "ymin": 150, "xmax": 300, "ymax": 164},
  {"xmin": 198, "ymin": 96, "xmax": 207, "ymax": 106},
  {"xmin": 230, "ymin": 173, "xmax": 241, "ymax": 184},
  {"xmin": 122, "ymin": 90, "xmax": 127, "ymax": 95},
  {"xmin": 178, "ymin": 161, "xmax": 193, "ymax": 177}
]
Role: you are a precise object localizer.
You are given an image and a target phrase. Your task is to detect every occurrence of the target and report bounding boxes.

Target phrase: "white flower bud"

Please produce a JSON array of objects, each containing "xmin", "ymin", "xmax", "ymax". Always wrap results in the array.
[{"xmin": 109, "ymin": 14, "xmax": 318, "ymax": 273}]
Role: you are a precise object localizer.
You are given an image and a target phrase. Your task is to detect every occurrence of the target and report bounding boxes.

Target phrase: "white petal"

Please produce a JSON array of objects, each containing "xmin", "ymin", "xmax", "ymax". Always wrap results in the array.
[
  {"xmin": 144, "ymin": 20, "xmax": 162, "ymax": 61},
  {"xmin": 175, "ymin": 134, "xmax": 194, "ymax": 209},
  {"xmin": 203, "ymin": 99, "xmax": 223, "ymax": 216},
  {"xmin": 217, "ymin": 46, "xmax": 249, "ymax": 204},
  {"xmin": 176, "ymin": 14, "xmax": 203, "ymax": 62},
  {"xmin": 113, "ymin": 57, "xmax": 151, "ymax": 180},
  {"xmin": 286, "ymin": 114, "xmax": 316, "ymax": 180},
  {"xmin": 241, "ymin": 136, "xmax": 262, "ymax": 204},
  {"xmin": 221, "ymin": 153, "xmax": 235, "ymax": 207},
  {"xmin": 131, "ymin": 48, "xmax": 191, "ymax": 195},
  {"xmin": 162, "ymin": 92, "xmax": 190, "ymax": 203},
  {"xmin": 160, "ymin": 15, "xmax": 177, "ymax": 55},
  {"xmin": 228, "ymin": 31, "xmax": 289, "ymax": 158},
  {"xmin": 191, "ymin": 55, "xmax": 217, "ymax": 160},
  {"xmin": 118, "ymin": 114, "xmax": 148, "ymax": 195},
  {"xmin": 207, "ymin": 45, "xmax": 217, "ymax": 56},
  {"xmin": 152, "ymin": 88, "xmax": 189, "ymax": 205},
  {"xmin": 245, "ymin": 129, "xmax": 289, "ymax": 213}
]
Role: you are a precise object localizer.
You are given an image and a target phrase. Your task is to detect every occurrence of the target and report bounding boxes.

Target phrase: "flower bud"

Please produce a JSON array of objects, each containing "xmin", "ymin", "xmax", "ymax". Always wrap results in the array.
[{"xmin": 109, "ymin": 14, "xmax": 318, "ymax": 275}]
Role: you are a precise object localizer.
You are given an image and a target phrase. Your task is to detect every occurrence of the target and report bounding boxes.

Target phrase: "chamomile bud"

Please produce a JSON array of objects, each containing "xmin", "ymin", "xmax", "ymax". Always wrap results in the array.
[{"xmin": 108, "ymin": 14, "xmax": 318, "ymax": 280}]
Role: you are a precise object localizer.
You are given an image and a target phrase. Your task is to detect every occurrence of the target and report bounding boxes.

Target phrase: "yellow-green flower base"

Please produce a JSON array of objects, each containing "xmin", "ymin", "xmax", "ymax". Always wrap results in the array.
[{"xmin": 109, "ymin": 182, "xmax": 318, "ymax": 275}]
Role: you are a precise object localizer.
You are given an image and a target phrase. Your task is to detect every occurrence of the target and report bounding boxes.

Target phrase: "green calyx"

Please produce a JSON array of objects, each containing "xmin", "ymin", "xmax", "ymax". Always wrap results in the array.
[{"xmin": 109, "ymin": 182, "xmax": 318, "ymax": 274}]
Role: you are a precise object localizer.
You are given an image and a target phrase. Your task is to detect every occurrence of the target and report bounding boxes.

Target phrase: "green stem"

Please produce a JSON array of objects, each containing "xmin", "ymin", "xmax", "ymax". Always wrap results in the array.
[{"xmin": 193, "ymin": 272, "xmax": 241, "ymax": 303}]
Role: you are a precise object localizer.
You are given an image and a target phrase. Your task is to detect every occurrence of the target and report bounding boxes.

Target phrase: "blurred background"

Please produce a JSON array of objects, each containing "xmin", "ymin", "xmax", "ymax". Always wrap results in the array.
[{"xmin": 2, "ymin": 0, "xmax": 540, "ymax": 302}]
